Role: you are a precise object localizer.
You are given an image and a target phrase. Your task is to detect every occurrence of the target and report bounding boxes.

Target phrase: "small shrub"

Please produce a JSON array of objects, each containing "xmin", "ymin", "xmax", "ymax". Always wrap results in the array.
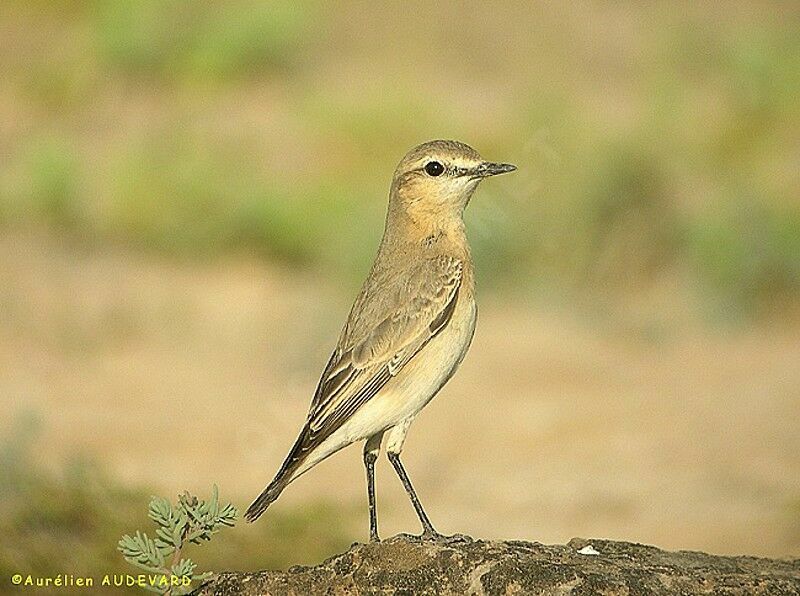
[{"xmin": 118, "ymin": 487, "xmax": 237, "ymax": 595}]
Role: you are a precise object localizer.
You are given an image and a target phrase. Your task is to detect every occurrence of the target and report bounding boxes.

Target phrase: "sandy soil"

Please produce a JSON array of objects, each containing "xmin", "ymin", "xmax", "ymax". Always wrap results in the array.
[{"xmin": 1, "ymin": 231, "xmax": 799, "ymax": 558}]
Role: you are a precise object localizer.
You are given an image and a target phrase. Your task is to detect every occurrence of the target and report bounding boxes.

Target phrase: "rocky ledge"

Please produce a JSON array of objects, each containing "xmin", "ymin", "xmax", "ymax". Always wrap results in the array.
[{"xmin": 193, "ymin": 534, "xmax": 800, "ymax": 595}]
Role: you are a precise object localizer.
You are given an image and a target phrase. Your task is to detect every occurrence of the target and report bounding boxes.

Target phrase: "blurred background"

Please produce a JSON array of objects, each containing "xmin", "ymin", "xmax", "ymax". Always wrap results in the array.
[{"xmin": 1, "ymin": 0, "xmax": 799, "ymax": 589}]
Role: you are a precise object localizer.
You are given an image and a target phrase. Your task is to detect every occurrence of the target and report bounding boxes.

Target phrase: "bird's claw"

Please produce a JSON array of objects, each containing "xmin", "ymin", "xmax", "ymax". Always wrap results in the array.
[
  {"xmin": 420, "ymin": 530, "xmax": 473, "ymax": 544},
  {"xmin": 442, "ymin": 532, "xmax": 473, "ymax": 544},
  {"xmin": 385, "ymin": 531, "xmax": 473, "ymax": 544}
]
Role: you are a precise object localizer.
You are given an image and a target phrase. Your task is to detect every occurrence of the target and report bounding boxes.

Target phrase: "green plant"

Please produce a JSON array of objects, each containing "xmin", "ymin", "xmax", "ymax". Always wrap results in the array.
[{"xmin": 118, "ymin": 487, "xmax": 237, "ymax": 595}]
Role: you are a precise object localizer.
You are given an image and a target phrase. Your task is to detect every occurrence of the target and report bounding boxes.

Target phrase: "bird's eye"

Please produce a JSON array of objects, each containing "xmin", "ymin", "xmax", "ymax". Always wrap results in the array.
[{"xmin": 424, "ymin": 161, "xmax": 444, "ymax": 177}]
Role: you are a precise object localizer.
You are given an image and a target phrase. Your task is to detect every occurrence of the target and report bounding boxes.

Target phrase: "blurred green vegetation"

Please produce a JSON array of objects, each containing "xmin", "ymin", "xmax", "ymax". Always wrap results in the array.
[
  {"xmin": 0, "ymin": 2, "xmax": 798, "ymax": 319},
  {"xmin": 94, "ymin": 1, "xmax": 309, "ymax": 80},
  {"xmin": 0, "ymin": 413, "xmax": 353, "ymax": 594}
]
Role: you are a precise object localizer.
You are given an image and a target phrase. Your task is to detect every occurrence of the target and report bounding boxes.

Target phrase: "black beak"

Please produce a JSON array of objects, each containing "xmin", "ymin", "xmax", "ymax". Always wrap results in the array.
[{"xmin": 472, "ymin": 162, "xmax": 517, "ymax": 178}]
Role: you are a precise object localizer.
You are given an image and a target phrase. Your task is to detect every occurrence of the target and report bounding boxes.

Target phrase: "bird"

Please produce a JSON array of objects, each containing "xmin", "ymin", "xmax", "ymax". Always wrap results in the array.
[{"xmin": 245, "ymin": 140, "xmax": 516, "ymax": 542}]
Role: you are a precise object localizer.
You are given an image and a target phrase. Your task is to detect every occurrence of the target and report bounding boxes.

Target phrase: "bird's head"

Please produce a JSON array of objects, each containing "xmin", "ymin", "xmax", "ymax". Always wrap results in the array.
[{"xmin": 389, "ymin": 140, "xmax": 516, "ymax": 221}]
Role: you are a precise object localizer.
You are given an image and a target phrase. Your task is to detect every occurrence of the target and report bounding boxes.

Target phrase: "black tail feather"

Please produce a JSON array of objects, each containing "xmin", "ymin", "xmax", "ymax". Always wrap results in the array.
[
  {"xmin": 244, "ymin": 428, "xmax": 310, "ymax": 522},
  {"xmin": 244, "ymin": 477, "xmax": 289, "ymax": 522}
]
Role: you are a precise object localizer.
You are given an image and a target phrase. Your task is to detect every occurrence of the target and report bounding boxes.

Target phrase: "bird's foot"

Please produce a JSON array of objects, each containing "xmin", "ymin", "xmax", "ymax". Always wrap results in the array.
[
  {"xmin": 441, "ymin": 532, "xmax": 473, "ymax": 544},
  {"xmin": 389, "ymin": 532, "xmax": 422, "ymax": 543},
  {"xmin": 369, "ymin": 533, "xmax": 381, "ymax": 544},
  {"xmin": 420, "ymin": 529, "xmax": 473, "ymax": 544},
  {"xmin": 420, "ymin": 528, "xmax": 444, "ymax": 542},
  {"xmin": 387, "ymin": 531, "xmax": 473, "ymax": 544}
]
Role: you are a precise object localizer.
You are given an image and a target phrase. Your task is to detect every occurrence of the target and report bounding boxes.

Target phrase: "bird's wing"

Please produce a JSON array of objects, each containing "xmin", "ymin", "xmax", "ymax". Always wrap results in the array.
[{"xmin": 304, "ymin": 255, "xmax": 463, "ymax": 447}]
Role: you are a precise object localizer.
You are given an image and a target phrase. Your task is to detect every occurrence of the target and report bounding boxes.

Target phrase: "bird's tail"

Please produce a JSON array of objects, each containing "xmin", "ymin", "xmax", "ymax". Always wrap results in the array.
[{"xmin": 244, "ymin": 429, "xmax": 310, "ymax": 522}]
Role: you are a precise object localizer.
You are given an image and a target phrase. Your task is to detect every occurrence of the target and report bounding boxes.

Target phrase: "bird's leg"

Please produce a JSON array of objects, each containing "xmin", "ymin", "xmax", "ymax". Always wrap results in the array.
[
  {"xmin": 386, "ymin": 451, "xmax": 443, "ymax": 540},
  {"xmin": 385, "ymin": 418, "xmax": 445, "ymax": 541},
  {"xmin": 364, "ymin": 452, "xmax": 379, "ymax": 542},
  {"xmin": 363, "ymin": 433, "xmax": 383, "ymax": 543}
]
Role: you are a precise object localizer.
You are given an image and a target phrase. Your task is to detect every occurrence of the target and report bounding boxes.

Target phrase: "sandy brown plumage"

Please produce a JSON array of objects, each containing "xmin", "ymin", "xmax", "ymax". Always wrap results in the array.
[{"xmin": 245, "ymin": 140, "xmax": 515, "ymax": 539}]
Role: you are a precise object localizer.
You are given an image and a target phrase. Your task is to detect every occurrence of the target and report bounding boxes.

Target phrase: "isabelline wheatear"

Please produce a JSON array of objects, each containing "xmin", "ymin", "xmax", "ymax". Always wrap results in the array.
[{"xmin": 245, "ymin": 140, "xmax": 516, "ymax": 541}]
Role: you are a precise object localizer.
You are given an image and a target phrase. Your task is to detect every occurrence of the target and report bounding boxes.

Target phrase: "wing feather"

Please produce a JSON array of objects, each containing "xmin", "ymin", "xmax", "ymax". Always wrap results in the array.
[{"xmin": 303, "ymin": 255, "xmax": 463, "ymax": 445}]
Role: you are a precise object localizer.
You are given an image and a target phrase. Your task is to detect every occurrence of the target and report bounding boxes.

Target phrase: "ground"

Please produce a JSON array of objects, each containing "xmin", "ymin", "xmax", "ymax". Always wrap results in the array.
[{"xmin": 192, "ymin": 535, "xmax": 800, "ymax": 595}]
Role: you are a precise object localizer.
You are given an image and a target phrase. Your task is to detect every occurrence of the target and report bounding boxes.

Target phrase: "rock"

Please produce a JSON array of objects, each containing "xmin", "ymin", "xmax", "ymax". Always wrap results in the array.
[{"xmin": 192, "ymin": 534, "xmax": 800, "ymax": 595}]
